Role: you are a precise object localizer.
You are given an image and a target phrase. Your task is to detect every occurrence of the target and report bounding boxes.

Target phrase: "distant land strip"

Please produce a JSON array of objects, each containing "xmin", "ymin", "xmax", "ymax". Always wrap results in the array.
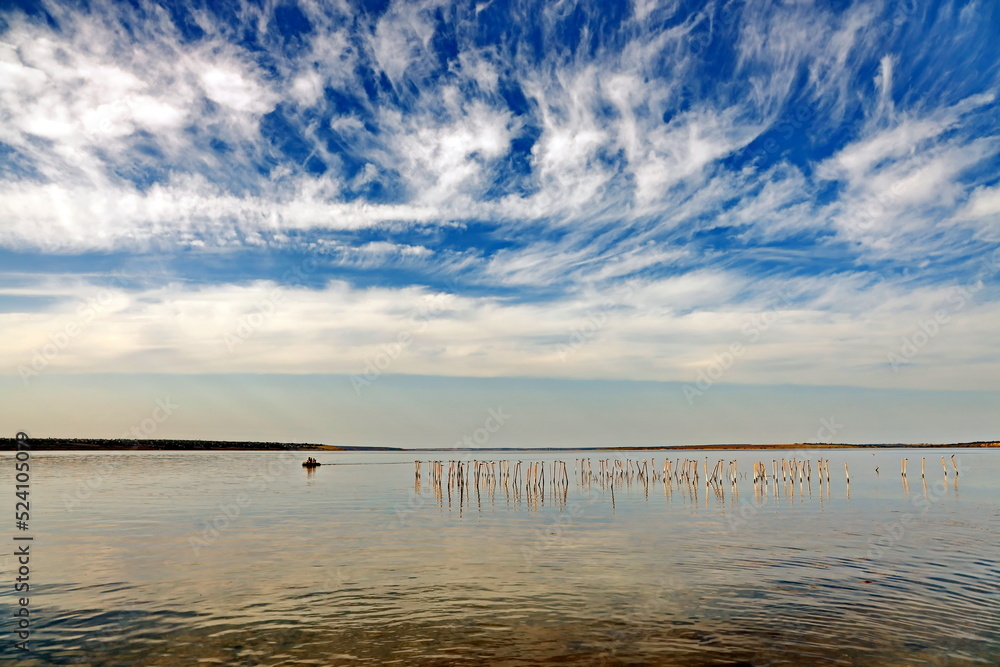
[
  {"xmin": 1, "ymin": 438, "xmax": 998, "ymax": 451},
  {"xmin": 0, "ymin": 438, "xmax": 398, "ymax": 451}
]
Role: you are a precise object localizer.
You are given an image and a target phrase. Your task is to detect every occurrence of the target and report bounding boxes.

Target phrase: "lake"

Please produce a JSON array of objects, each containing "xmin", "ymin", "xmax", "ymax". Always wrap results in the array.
[{"xmin": 3, "ymin": 448, "xmax": 999, "ymax": 665}]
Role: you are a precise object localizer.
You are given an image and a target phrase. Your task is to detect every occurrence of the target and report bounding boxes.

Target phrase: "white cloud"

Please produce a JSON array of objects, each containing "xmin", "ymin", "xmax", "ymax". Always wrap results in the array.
[
  {"xmin": 386, "ymin": 97, "xmax": 519, "ymax": 204},
  {"xmin": 0, "ymin": 0, "xmax": 997, "ymax": 396},
  {"xmin": 960, "ymin": 185, "xmax": 1000, "ymax": 220},
  {"xmin": 0, "ymin": 176, "xmax": 453, "ymax": 251},
  {"xmin": 369, "ymin": 0, "xmax": 445, "ymax": 87},
  {"xmin": 958, "ymin": 184, "xmax": 1000, "ymax": 242},
  {"xmin": 4, "ymin": 270, "xmax": 1000, "ymax": 391},
  {"xmin": 200, "ymin": 65, "xmax": 278, "ymax": 115},
  {"xmin": 2, "ymin": 0, "xmax": 988, "ymax": 266},
  {"xmin": 815, "ymin": 93, "xmax": 999, "ymax": 256},
  {"xmin": 873, "ymin": 54, "xmax": 896, "ymax": 123}
]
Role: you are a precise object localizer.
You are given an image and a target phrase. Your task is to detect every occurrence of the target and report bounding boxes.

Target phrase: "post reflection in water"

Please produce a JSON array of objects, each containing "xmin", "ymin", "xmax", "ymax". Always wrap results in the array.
[
  {"xmin": 5, "ymin": 449, "xmax": 996, "ymax": 667},
  {"xmin": 414, "ymin": 454, "xmax": 962, "ymax": 512}
]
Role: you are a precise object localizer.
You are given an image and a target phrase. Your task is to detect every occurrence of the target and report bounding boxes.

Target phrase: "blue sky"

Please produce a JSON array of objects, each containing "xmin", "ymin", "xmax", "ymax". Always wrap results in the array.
[{"xmin": 1, "ymin": 0, "xmax": 998, "ymax": 445}]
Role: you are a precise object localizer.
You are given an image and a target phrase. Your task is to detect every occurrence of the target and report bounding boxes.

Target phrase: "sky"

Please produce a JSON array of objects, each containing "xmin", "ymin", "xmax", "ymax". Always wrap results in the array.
[{"xmin": 1, "ymin": 0, "xmax": 998, "ymax": 447}]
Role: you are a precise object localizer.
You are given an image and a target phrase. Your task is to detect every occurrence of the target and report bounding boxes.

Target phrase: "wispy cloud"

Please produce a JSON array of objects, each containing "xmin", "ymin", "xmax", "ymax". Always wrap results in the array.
[{"xmin": 1, "ymin": 0, "xmax": 998, "ymax": 393}]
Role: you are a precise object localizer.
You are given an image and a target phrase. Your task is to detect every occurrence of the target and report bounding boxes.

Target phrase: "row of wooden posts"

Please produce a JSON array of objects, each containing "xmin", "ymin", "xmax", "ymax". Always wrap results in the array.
[
  {"xmin": 900, "ymin": 455, "xmax": 959, "ymax": 478},
  {"xmin": 414, "ymin": 459, "xmax": 573, "ymax": 507},
  {"xmin": 415, "ymin": 459, "xmax": 571, "ymax": 491},
  {"xmin": 415, "ymin": 454, "xmax": 961, "ymax": 492}
]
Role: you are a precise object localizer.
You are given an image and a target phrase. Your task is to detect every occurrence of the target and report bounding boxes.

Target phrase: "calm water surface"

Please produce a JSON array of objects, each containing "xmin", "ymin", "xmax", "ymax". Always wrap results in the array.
[{"xmin": 2, "ymin": 448, "xmax": 998, "ymax": 666}]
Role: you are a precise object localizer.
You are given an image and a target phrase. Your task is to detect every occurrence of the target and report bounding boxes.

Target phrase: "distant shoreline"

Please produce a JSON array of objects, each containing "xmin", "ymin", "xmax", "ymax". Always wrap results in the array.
[{"xmin": 2, "ymin": 438, "xmax": 998, "ymax": 452}]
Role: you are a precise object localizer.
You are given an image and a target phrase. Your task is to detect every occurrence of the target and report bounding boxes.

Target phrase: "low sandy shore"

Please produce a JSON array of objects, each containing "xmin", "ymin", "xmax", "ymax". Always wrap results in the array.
[{"xmin": 1, "ymin": 439, "xmax": 997, "ymax": 451}]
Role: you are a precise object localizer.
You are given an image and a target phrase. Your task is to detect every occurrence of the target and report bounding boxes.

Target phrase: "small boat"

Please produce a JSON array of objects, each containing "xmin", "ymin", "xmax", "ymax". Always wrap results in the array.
[{"xmin": 302, "ymin": 461, "xmax": 321, "ymax": 467}]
